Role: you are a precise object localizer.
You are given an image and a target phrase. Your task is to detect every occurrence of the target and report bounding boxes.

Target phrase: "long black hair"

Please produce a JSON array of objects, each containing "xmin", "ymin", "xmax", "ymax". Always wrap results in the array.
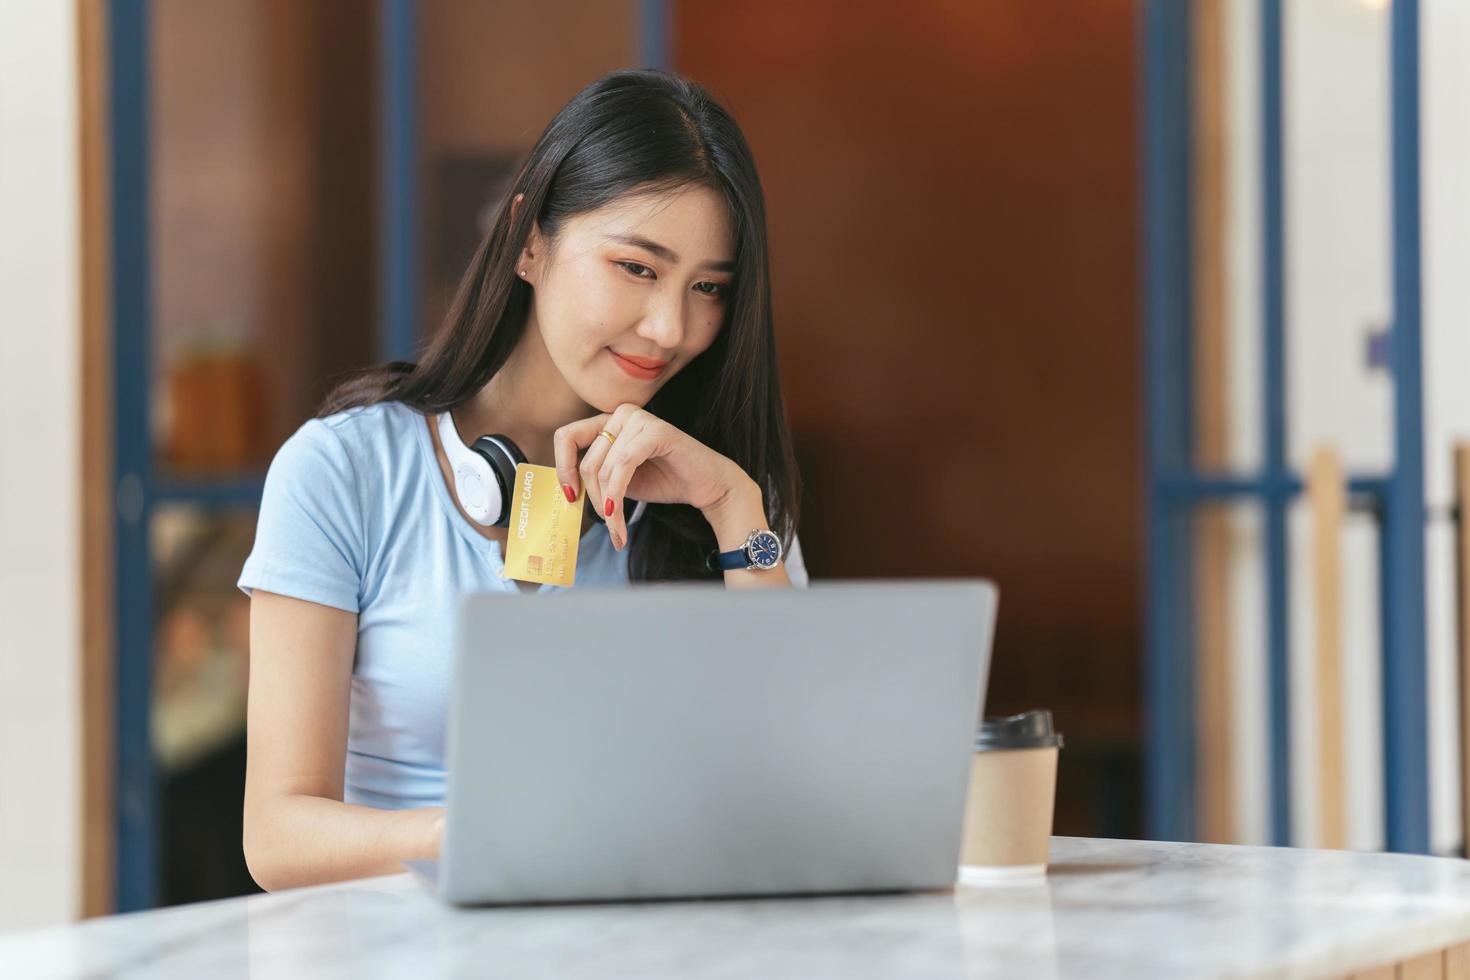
[{"xmin": 319, "ymin": 69, "xmax": 800, "ymax": 582}]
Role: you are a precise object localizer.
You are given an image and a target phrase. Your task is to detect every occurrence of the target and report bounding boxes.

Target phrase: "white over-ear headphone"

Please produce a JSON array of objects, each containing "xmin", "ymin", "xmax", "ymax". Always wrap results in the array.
[
  {"xmin": 435, "ymin": 412, "xmax": 649, "ymax": 529},
  {"xmin": 437, "ymin": 411, "xmax": 525, "ymax": 527}
]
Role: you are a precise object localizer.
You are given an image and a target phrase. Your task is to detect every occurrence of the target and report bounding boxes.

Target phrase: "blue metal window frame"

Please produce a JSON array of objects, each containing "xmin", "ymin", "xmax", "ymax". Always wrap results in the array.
[
  {"xmin": 1384, "ymin": 0, "xmax": 1430, "ymax": 854},
  {"xmin": 1259, "ymin": 0, "xmax": 1293, "ymax": 848},
  {"xmin": 1142, "ymin": 0, "xmax": 1429, "ymax": 853},
  {"xmin": 1142, "ymin": 0, "xmax": 1197, "ymax": 844},
  {"xmin": 109, "ymin": 0, "xmax": 157, "ymax": 913},
  {"xmin": 640, "ymin": 0, "xmax": 670, "ymax": 70},
  {"xmin": 379, "ymin": 0, "xmax": 420, "ymax": 365}
]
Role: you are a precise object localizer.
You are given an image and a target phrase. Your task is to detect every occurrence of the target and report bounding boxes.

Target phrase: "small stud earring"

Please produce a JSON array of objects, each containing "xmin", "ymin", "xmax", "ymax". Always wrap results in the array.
[{"xmin": 518, "ymin": 269, "xmax": 527, "ymax": 277}]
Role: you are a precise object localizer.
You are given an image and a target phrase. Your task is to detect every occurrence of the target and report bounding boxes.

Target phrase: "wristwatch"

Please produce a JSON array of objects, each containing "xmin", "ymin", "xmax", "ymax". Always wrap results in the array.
[{"xmin": 707, "ymin": 528, "xmax": 784, "ymax": 572}]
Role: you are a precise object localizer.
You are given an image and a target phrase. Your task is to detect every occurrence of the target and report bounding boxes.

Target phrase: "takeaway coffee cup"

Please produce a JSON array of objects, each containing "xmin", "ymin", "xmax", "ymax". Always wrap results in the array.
[{"xmin": 960, "ymin": 709, "xmax": 1063, "ymax": 880}]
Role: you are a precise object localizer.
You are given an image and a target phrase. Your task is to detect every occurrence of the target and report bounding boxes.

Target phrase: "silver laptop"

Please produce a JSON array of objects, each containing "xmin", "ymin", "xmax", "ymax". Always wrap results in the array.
[{"xmin": 410, "ymin": 579, "xmax": 997, "ymax": 906}]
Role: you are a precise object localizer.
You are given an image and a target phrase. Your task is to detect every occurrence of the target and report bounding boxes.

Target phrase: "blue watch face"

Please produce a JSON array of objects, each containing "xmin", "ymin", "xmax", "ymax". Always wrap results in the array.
[{"xmin": 749, "ymin": 531, "xmax": 782, "ymax": 568}]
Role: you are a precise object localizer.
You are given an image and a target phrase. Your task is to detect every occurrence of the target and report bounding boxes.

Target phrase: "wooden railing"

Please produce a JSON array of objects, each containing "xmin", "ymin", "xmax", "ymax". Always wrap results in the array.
[{"xmin": 1307, "ymin": 446, "xmax": 1347, "ymax": 850}]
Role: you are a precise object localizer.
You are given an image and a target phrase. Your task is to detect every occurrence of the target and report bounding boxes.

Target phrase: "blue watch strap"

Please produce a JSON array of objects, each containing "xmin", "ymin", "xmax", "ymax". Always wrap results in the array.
[{"xmin": 711, "ymin": 547, "xmax": 750, "ymax": 571}]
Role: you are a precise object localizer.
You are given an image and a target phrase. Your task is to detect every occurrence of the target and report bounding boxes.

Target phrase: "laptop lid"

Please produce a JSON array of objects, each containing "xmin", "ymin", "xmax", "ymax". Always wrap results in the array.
[{"xmin": 440, "ymin": 579, "xmax": 997, "ymax": 905}]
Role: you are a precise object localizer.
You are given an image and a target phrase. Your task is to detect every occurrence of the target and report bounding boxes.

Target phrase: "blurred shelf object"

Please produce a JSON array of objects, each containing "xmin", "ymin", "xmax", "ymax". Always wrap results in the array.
[
  {"xmin": 150, "ymin": 507, "xmax": 257, "ymax": 904},
  {"xmin": 160, "ymin": 319, "xmax": 267, "ymax": 475},
  {"xmin": 151, "ymin": 508, "xmax": 253, "ymax": 776},
  {"xmin": 152, "ymin": 477, "xmax": 266, "ymax": 509}
]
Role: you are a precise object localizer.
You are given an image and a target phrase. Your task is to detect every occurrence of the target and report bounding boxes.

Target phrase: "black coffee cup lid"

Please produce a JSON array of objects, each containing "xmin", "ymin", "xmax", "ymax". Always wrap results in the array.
[{"xmin": 974, "ymin": 709, "xmax": 1064, "ymax": 750}]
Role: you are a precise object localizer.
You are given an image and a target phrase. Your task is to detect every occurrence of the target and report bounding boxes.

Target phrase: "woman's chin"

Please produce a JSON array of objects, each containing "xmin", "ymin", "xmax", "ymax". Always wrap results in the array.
[
  {"xmin": 581, "ymin": 392, "xmax": 642, "ymax": 415},
  {"xmin": 576, "ymin": 378, "xmax": 655, "ymax": 414}
]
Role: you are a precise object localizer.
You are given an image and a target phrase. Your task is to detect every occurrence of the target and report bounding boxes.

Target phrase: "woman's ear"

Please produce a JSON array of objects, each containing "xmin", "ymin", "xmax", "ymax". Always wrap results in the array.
[
  {"xmin": 509, "ymin": 193, "xmax": 544, "ymax": 282},
  {"xmin": 522, "ymin": 221, "xmax": 544, "ymax": 263}
]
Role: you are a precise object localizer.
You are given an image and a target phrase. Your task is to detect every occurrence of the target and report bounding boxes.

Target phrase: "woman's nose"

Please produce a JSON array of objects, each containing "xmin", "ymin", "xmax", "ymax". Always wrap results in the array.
[{"xmin": 637, "ymin": 293, "xmax": 686, "ymax": 350}]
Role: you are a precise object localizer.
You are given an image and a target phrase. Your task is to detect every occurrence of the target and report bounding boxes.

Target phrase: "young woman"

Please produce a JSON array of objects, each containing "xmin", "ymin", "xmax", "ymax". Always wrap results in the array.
[{"xmin": 237, "ymin": 70, "xmax": 808, "ymax": 891}]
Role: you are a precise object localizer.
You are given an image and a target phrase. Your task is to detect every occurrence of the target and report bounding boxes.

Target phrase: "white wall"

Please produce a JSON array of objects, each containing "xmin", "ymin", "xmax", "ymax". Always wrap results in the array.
[
  {"xmin": 1220, "ymin": 0, "xmax": 1470, "ymax": 855},
  {"xmin": 1283, "ymin": 0, "xmax": 1392, "ymax": 854},
  {"xmin": 0, "ymin": 2, "xmax": 84, "ymax": 930},
  {"xmin": 1221, "ymin": 0, "xmax": 1268, "ymax": 847}
]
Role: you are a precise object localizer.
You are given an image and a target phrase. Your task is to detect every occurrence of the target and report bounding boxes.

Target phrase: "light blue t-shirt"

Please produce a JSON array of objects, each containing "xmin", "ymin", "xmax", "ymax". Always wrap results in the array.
[{"xmin": 237, "ymin": 400, "xmax": 808, "ymax": 809}]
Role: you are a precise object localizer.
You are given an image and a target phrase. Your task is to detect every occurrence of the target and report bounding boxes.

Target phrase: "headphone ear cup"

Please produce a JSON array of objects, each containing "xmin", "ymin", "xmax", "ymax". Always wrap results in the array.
[{"xmin": 470, "ymin": 434, "xmax": 526, "ymax": 528}]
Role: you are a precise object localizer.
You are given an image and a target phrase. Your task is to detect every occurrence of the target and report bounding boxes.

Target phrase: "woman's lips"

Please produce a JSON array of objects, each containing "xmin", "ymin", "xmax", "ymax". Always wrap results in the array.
[{"xmin": 609, "ymin": 349, "xmax": 668, "ymax": 380}]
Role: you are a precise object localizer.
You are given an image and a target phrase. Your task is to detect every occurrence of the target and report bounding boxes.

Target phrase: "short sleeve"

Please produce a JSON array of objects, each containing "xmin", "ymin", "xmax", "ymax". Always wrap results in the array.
[
  {"xmin": 238, "ymin": 418, "xmax": 365, "ymax": 613},
  {"xmin": 785, "ymin": 533, "xmax": 811, "ymax": 588}
]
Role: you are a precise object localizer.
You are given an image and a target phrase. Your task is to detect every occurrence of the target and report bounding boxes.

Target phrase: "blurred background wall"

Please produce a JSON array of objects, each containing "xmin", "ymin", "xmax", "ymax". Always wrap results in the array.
[{"xmin": 674, "ymin": 0, "xmax": 1143, "ymax": 838}]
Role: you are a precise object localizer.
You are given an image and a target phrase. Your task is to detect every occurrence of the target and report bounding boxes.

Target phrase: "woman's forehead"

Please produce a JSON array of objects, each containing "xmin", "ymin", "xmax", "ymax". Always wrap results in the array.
[{"xmin": 571, "ymin": 186, "xmax": 734, "ymax": 264}]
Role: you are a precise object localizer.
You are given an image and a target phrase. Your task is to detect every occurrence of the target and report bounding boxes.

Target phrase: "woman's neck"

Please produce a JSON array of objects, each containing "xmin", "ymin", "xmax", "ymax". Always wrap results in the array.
[{"xmin": 451, "ymin": 313, "xmax": 596, "ymax": 466}]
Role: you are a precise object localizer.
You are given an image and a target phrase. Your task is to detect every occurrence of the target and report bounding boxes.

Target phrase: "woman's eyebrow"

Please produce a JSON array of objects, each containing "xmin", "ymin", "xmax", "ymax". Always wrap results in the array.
[{"xmin": 606, "ymin": 233, "xmax": 735, "ymax": 273}]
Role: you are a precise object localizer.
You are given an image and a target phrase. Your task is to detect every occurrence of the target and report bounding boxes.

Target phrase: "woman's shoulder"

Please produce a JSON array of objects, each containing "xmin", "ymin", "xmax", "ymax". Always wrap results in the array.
[
  {"xmin": 314, "ymin": 399, "xmax": 422, "ymax": 449},
  {"xmin": 243, "ymin": 404, "xmax": 425, "ymax": 612},
  {"xmin": 280, "ymin": 400, "xmax": 415, "ymax": 460},
  {"xmin": 266, "ymin": 401, "xmax": 424, "ymax": 493}
]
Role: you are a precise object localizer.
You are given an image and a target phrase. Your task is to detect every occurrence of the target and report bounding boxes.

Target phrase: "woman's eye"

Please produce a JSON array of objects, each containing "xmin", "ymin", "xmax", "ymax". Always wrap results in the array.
[
  {"xmin": 617, "ymin": 261, "xmax": 726, "ymax": 299},
  {"xmin": 694, "ymin": 281, "xmax": 729, "ymax": 299}
]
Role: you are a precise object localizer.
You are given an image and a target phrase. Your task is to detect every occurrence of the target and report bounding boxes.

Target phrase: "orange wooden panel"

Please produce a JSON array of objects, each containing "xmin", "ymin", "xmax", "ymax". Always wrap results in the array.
[
  {"xmin": 1308, "ymin": 447, "xmax": 1347, "ymax": 849},
  {"xmin": 1192, "ymin": 0, "xmax": 1234, "ymax": 846},
  {"xmin": 77, "ymin": 0, "xmax": 115, "ymax": 919}
]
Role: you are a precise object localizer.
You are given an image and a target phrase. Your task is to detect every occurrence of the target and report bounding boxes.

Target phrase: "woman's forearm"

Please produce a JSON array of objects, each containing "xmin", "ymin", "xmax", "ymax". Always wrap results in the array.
[
  {"xmin": 701, "ymin": 477, "xmax": 793, "ymax": 589},
  {"xmin": 244, "ymin": 794, "xmax": 441, "ymax": 892}
]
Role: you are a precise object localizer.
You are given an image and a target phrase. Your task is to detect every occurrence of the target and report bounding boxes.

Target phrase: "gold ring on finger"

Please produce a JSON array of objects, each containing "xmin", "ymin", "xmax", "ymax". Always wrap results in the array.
[{"xmin": 598, "ymin": 429, "xmax": 617, "ymax": 447}]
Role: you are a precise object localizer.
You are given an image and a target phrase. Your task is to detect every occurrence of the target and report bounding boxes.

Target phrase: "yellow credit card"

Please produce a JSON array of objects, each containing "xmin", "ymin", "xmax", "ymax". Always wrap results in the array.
[{"xmin": 502, "ymin": 462, "xmax": 583, "ymax": 586}]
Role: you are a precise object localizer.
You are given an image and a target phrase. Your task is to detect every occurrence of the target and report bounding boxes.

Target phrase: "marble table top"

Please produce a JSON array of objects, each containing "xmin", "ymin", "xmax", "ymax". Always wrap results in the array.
[{"xmin": 5, "ymin": 836, "xmax": 1470, "ymax": 979}]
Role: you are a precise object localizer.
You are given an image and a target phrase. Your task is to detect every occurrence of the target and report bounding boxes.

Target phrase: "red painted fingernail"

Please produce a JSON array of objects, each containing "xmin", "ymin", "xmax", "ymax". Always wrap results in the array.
[
  {"xmin": 604, "ymin": 497, "xmax": 615, "ymax": 517},
  {"xmin": 562, "ymin": 484, "xmax": 576, "ymax": 503}
]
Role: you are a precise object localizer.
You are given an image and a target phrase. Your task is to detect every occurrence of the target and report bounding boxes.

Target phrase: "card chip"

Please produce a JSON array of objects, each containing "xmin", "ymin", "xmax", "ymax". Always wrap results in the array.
[{"xmin": 527, "ymin": 555, "xmax": 543, "ymax": 574}]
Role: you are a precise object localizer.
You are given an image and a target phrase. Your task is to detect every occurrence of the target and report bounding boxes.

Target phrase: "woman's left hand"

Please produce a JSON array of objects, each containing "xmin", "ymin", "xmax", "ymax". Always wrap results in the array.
[{"xmin": 553, "ymin": 403, "xmax": 756, "ymax": 550}]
